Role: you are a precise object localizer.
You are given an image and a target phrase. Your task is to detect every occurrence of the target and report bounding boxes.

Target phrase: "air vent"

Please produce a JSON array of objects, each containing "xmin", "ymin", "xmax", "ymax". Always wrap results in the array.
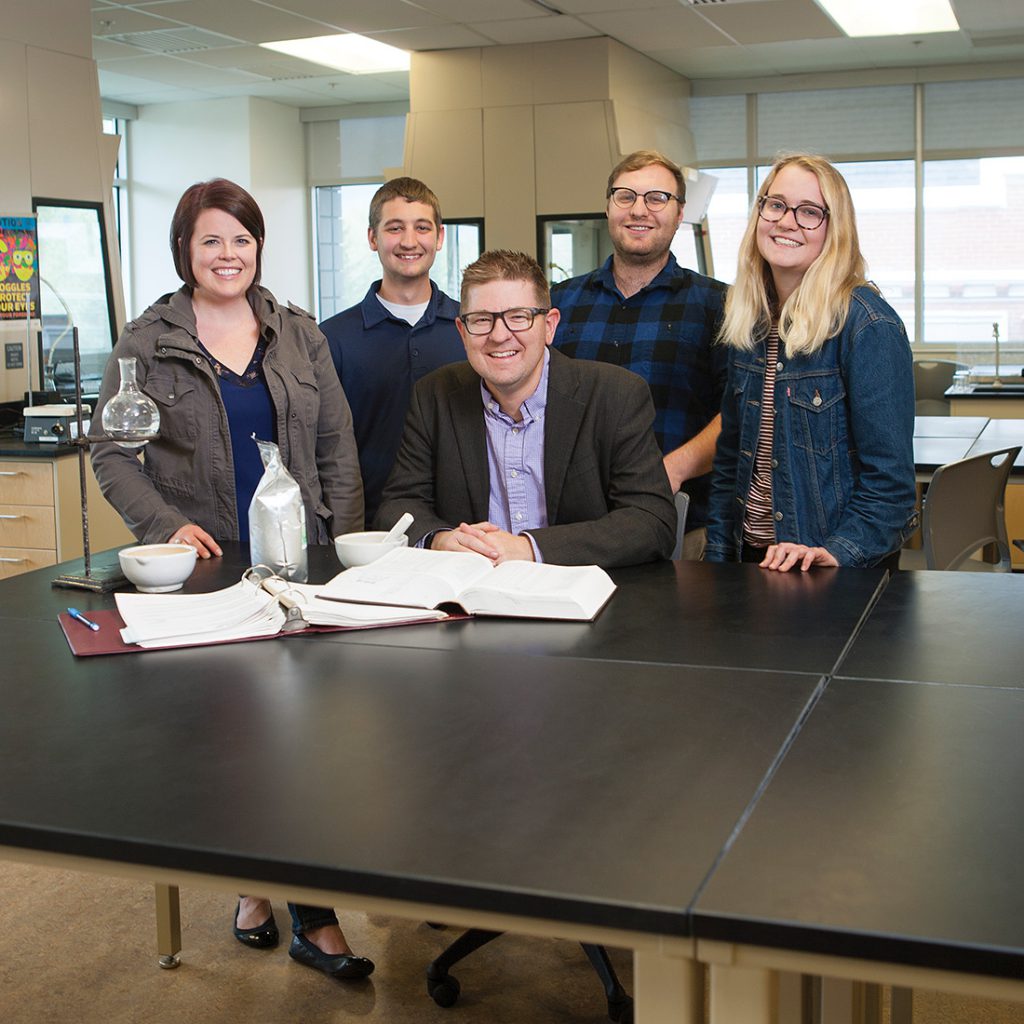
[{"xmin": 103, "ymin": 27, "xmax": 242, "ymax": 55}]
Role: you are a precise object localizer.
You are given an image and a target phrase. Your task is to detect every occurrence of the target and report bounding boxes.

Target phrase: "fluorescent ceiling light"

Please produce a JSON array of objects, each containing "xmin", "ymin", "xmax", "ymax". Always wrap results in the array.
[
  {"xmin": 260, "ymin": 34, "xmax": 410, "ymax": 75},
  {"xmin": 815, "ymin": 0, "xmax": 959, "ymax": 37}
]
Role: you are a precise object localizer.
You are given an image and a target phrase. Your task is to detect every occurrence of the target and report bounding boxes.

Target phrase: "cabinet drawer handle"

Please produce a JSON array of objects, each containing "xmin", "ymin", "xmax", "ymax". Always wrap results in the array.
[
  {"xmin": 0, "ymin": 557, "xmax": 27, "ymax": 563},
  {"xmin": 0, "ymin": 514, "xmax": 25, "ymax": 520},
  {"xmin": 0, "ymin": 471, "xmax": 23, "ymax": 477}
]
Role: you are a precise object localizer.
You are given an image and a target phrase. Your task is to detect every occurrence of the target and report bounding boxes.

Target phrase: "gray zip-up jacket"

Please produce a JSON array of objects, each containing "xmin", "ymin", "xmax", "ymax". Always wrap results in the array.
[{"xmin": 92, "ymin": 286, "xmax": 363, "ymax": 545}]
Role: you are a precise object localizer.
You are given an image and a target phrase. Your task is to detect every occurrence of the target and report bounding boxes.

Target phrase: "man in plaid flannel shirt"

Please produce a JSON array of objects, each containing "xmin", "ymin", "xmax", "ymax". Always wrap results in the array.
[{"xmin": 552, "ymin": 150, "xmax": 727, "ymax": 558}]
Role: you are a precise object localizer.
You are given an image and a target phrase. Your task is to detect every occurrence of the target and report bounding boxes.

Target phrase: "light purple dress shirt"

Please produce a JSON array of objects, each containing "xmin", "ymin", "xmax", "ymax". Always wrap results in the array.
[{"xmin": 482, "ymin": 350, "xmax": 550, "ymax": 546}]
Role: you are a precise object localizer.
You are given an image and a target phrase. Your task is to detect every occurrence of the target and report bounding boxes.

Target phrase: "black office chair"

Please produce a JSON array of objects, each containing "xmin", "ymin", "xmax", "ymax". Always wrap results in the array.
[{"xmin": 426, "ymin": 929, "xmax": 633, "ymax": 1021}]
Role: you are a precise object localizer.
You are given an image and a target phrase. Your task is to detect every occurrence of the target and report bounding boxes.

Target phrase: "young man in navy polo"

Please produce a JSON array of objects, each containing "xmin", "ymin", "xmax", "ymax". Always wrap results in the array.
[
  {"xmin": 551, "ymin": 150, "xmax": 728, "ymax": 558},
  {"xmin": 320, "ymin": 178, "xmax": 464, "ymax": 524}
]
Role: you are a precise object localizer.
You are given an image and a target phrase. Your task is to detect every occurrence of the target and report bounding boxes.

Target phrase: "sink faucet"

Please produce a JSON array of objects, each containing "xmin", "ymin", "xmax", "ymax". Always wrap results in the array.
[{"xmin": 992, "ymin": 322, "xmax": 1003, "ymax": 389}]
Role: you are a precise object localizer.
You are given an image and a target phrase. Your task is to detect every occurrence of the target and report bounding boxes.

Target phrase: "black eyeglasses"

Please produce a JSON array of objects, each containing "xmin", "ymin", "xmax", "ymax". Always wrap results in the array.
[
  {"xmin": 757, "ymin": 195, "xmax": 829, "ymax": 230},
  {"xmin": 459, "ymin": 307, "xmax": 550, "ymax": 335},
  {"xmin": 607, "ymin": 187, "xmax": 683, "ymax": 211}
]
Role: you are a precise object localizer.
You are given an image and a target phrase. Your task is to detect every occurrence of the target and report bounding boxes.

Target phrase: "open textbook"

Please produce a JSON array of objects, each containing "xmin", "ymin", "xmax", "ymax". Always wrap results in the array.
[
  {"xmin": 114, "ymin": 569, "xmax": 447, "ymax": 650},
  {"xmin": 319, "ymin": 547, "xmax": 616, "ymax": 621}
]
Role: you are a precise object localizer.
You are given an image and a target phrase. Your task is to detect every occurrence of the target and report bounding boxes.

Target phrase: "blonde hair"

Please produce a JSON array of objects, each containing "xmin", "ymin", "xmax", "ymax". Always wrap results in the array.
[{"xmin": 719, "ymin": 154, "xmax": 871, "ymax": 358}]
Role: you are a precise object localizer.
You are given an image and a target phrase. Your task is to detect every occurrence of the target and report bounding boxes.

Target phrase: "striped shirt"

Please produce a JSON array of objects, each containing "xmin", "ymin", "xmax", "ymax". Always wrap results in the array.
[{"xmin": 743, "ymin": 324, "xmax": 780, "ymax": 547}]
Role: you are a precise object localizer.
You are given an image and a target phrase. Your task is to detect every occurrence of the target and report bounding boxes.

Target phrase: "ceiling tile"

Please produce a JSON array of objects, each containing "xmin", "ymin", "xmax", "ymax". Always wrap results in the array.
[
  {"xmin": 97, "ymin": 54, "xmax": 268, "ymax": 87},
  {"xmin": 93, "ymin": 8, "xmax": 188, "ymax": 35},
  {"xmin": 848, "ymin": 33, "xmax": 973, "ymax": 66},
  {"xmin": 93, "ymin": 37, "xmax": 155, "ymax": 60},
  {"xmin": 98, "ymin": 67, "xmax": 209, "ymax": 102},
  {"xmin": 695, "ymin": 0, "xmax": 841, "ymax": 45},
  {"xmin": 265, "ymin": 0, "xmax": 445, "ymax": 33},
  {"xmin": 364, "ymin": 24, "xmax": 496, "ymax": 50},
  {"xmin": 176, "ymin": 46, "xmax": 334, "ymax": 79},
  {"xmin": 137, "ymin": 0, "xmax": 331, "ymax": 44},
  {"xmin": 649, "ymin": 44, "xmax": 781, "ymax": 79},
  {"xmin": 951, "ymin": 0, "xmax": 1024, "ymax": 34},
  {"xmin": 581, "ymin": 5, "xmax": 735, "ymax": 51},
  {"xmin": 553, "ymin": 0, "xmax": 679, "ymax": 11},
  {"xmin": 414, "ymin": 0, "xmax": 548, "ymax": 21},
  {"xmin": 470, "ymin": 15, "xmax": 600, "ymax": 45}
]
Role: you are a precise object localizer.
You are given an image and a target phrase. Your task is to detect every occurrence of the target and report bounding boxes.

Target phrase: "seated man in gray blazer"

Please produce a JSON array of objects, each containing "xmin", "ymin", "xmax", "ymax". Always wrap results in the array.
[{"xmin": 375, "ymin": 250, "xmax": 676, "ymax": 568}]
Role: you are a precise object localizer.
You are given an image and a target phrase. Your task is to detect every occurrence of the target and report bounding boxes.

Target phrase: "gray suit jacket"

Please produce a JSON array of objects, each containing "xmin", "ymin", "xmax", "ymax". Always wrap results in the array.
[{"xmin": 376, "ymin": 348, "xmax": 676, "ymax": 568}]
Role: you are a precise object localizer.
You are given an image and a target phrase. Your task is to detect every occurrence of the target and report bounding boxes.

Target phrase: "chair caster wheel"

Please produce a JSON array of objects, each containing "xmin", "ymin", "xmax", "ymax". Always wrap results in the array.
[
  {"xmin": 158, "ymin": 954, "xmax": 181, "ymax": 970},
  {"xmin": 427, "ymin": 972, "xmax": 461, "ymax": 1007},
  {"xmin": 608, "ymin": 996, "xmax": 634, "ymax": 1023}
]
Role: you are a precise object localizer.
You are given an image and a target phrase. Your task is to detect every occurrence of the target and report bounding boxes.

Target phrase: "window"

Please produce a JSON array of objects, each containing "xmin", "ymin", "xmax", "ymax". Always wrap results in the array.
[
  {"xmin": 686, "ymin": 166, "xmax": 749, "ymax": 284},
  {"xmin": 538, "ymin": 215, "xmax": 612, "ymax": 285},
  {"xmin": 314, "ymin": 185, "xmax": 482, "ymax": 319},
  {"xmin": 923, "ymin": 156, "xmax": 1024, "ymax": 349},
  {"xmin": 691, "ymin": 79, "xmax": 1024, "ymax": 352},
  {"xmin": 32, "ymin": 199, "xmax": 117, "ymax": 397},
  {"xmin": 431, "ymin": 219, "xmax": 483, "ymax": 301},
  {"xmin": 102, "ymin": 116, "xmax": 130, "ymax": 315},
  {"xmin": 315, "ymin": 183, "xmax": 382, "ymax": 319},
  {"xmin": 835, "ymin": 161, "xmax": 916, "ymax": 333}
]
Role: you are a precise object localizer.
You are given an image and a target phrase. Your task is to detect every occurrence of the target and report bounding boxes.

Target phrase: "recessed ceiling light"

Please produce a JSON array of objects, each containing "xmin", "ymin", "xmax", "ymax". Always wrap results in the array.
[
  {"xmin": 260, "ymin": 34, "xmax": 411, "ymax": 75},
  {"xmin": 815, "ymin": 0, "xmax": 959, "ymax": 37}
]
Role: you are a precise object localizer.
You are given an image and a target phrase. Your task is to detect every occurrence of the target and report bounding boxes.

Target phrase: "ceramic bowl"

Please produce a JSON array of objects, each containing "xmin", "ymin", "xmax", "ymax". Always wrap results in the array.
[
  {"xmin": 334, "ymin": 530, "xmax": 408, "ymax": 568},
  {"xmin": 119, "ymin": 543, "xmax": 197, "ymax": 593}
]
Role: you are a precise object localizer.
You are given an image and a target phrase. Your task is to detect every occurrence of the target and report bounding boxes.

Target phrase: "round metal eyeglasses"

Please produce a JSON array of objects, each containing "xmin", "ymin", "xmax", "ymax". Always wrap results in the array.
[
  {"xmin": 607, "ymin": 187, "xmax": 682, "ymax": 211},
  {"xmin": 459, "ymin": 307, "xmax": 550, "ymax": 335},
  {"xmin": 757, "ymin": 196, "xmax": 829, "ymax": 230}
]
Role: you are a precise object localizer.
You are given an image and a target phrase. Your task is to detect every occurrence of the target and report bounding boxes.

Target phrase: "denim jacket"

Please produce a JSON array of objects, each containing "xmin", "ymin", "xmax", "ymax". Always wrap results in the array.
[{"xmin": 705, "ymin": 286, "xmax": 917, "ymax": 567}]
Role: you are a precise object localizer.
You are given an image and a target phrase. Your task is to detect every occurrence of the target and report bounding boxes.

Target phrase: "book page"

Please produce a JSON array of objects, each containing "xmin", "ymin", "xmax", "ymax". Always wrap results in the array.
[
  {"xmin": 319, "ymin": 547, "xmax": 494, "ymax": 609},
  {"xmin": 283, "ymin": 583, "xmax": 448, "ymax": 627},
  {"xmin": 460, "ymin": 562, "xmax": 616, "ymax": 620},
  {"xmin": 117, "ymin": 580, "xmax": 285, "ymax": 646}
]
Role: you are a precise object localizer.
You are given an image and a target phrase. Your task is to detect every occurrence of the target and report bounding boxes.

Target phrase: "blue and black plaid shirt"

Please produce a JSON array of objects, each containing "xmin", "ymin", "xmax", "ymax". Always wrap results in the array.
[{"xmin": 551, "ymin": 254, "xmax": 728, "ymax": 528}]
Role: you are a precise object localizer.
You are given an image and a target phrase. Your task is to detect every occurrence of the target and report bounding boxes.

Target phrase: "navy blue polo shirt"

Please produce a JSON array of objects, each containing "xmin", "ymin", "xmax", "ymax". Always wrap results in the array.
[
  {"xmin": 321, "ymin": 281, "xmax": 463, "ymax": 524},
  {"xmin": 551, "ymin": 254, "xmax": 728, "ymax": 528}
]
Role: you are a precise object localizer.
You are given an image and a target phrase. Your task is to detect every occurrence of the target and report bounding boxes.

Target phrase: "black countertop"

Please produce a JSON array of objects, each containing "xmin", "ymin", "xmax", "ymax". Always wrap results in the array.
[
  {"xmin": 693, "ymin": 677, "xmax": 1024, "ymax": 979},
  {"xmin": 0, "ymin": 598, "xmax": 820, "ymax": 937},
  {"xmin": 834, "ymin": 569, "xmax": 1024, "ymax": 688},
  {"xmin": 1, "ymin": 542, "xmax": 887, "ymax": 677}
]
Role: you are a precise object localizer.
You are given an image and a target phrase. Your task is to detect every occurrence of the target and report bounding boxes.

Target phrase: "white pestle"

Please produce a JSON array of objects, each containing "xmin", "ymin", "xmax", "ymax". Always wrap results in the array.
[{"xmin": 381, "ymin": 512, "xmax": 414, "ymax": 545}]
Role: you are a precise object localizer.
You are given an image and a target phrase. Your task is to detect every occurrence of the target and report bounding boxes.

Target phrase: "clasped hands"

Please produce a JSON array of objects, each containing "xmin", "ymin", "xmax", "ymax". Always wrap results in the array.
[{"xmin": 431, "ymin": 521, "xmax": 534, "ymax": 564}]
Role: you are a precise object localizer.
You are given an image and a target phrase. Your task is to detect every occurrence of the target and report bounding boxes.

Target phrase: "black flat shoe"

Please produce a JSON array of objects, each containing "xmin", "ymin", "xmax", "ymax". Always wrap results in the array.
[
  {"xmin": 232, "ymin": 901, "xmax": 279, "ymax": 949},
  {"xmin": 288, "ymin": 933, "xmax": 375, "ymax": 979}
]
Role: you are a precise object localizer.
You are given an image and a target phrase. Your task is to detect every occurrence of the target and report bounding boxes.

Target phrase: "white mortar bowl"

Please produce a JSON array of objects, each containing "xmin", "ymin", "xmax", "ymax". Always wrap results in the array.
[
  {"xmin": 334, "ymin": 530, "xmax": 408, "ymax": 568},
  {"xmin": 119, "ymin": 543, "xmax": 197, "ymax": 593}
]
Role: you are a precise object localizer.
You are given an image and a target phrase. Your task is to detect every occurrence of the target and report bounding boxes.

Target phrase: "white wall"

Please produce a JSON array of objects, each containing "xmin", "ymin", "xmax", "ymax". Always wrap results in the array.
[{"xmin": 128, "ymin": 97, "xmax": 310, "ymax": 317}]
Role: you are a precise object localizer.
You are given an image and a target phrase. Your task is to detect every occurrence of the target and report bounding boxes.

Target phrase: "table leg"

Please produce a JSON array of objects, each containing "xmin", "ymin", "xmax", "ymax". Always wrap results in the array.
[
  {"xmin": 815, "ymin": 978, "xmax": 883, "ymax": 1024},
  {"xmin": 890, "ymin": 986, "xmax": 913, "ymax": 1024},
  {"xmin": 155, "ymin": 883, "xmax": 181, "ymax": 969},
  {"xmin": 633, "ymin": 945, "xmax": 703, "ymax": 1024},
  {"xmin": 709, "ymin": 962, "xmax": 774, "ymax": 1024}
]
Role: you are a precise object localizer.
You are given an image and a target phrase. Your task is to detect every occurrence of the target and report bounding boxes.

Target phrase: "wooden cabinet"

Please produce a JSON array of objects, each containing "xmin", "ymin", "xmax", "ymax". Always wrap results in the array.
[{"xmin": 0, "ymin": 454, "xmax": 133, "ymax": 579}]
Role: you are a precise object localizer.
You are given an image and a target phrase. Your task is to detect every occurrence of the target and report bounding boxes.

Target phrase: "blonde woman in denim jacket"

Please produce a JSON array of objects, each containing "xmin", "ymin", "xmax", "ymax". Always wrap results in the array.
[
  {"xmin": 92, "ymin": 179, "xmax": 372, "ymax": 982},
  {"xmin": 706, "ymin": 154, "xmax": 916, "ymax": 572}
]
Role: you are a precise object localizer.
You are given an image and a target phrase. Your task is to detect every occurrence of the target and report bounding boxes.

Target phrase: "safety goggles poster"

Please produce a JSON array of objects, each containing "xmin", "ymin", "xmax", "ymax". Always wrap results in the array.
[{"xmin": 0, "ymin": 216, "xmax": 40, "ymax": 320}]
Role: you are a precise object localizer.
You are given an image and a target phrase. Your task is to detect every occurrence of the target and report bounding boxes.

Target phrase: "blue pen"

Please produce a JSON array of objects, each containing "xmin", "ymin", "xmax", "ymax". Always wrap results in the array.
[{"xmin": 67, "ymin": 607, "xmax": 100, "ymax": 632}]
